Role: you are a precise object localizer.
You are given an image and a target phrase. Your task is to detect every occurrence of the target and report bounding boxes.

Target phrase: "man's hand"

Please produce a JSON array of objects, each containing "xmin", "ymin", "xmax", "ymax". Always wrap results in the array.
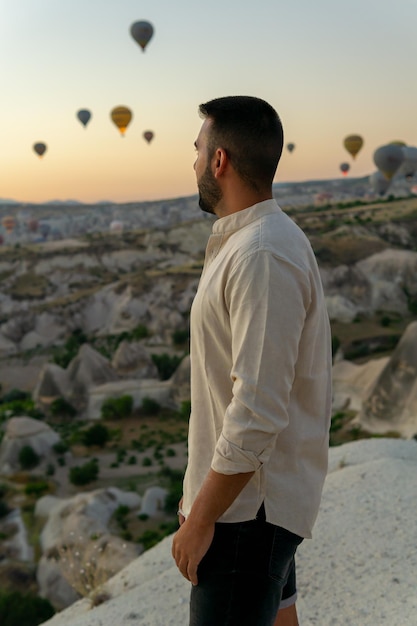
[{"xmin": 172, "ymin": 518, "xmax": 215, "ymax": 586}]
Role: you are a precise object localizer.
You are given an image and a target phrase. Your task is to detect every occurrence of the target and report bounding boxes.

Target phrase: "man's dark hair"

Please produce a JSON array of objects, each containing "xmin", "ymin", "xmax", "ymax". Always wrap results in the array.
[{"xmin": 198, "ymin": 96, "xmax": 284, "ymax": 193}]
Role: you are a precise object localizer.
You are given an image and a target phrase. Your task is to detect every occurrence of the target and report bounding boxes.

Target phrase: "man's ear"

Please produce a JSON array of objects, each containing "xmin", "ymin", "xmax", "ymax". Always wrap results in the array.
[{"xmin": 213, "ymin": 147, "xmax": 228, "ymax": 178}]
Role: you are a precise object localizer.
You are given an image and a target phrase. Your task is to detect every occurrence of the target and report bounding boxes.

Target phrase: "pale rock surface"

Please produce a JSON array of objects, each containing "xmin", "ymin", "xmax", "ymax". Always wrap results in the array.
[
  {"xmin": 356, "ymin": 320, "xmax": 417, "ymax": 437},
  {"xmin": 33, "ymin": 362, "xmax": 70, "ymax": 411},
  {"xmin": 111, "ymin": 340, "xmax": 158, "ymax": 379},
  {"xmin": 0, "ymin": 416, "xmax": 60, "ymax": 474},
  {"xmin": 36, "ymin": 488, "xmax": 143, "ymax": 609},
  {"xmin": 65, "ymin": 344, "xmax": 119, "ymax": 411},
  {"xmin": 0, "ymin": 331, "xmax": 18, "ymax": 357},
  {"xmin": 332, "ymin": 357, "xmax": 389, "ymax": 413},
  {"xmin": 139, "ymin": 487, "xmax": 168, "ymax": 517},
  {"xmin": 39, "ymin": 439, "xmax": 417, "ymax": 626},
  {"xmin": 37, "ymin": 487, "xmax": 141, "ymax": 554},
  {"xmin": 0, "ymin": 354, "xmax": 49, "ymax": 394},
  {"xmin": 169, "ymin": 354, "xmax": 190, "ymax": 408}
]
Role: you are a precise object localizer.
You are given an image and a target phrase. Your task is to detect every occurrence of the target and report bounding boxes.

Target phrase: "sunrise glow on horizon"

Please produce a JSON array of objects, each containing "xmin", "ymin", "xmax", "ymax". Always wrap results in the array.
[{"xmin": 1, "ymin": 0, "xmax": 416, "ymax": 204}]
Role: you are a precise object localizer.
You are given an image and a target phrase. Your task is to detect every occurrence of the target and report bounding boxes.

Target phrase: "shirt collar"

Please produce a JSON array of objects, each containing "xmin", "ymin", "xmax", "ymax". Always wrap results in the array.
[{"xmin": 211, "ymin": 199, "xmax": 281, "ymax": 235}]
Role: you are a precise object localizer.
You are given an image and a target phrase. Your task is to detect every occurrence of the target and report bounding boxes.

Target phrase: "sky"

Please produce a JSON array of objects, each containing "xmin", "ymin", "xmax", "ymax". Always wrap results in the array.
[{"xmin": 0, "ymin": 0, "xmax": 416, "ymax": 204}]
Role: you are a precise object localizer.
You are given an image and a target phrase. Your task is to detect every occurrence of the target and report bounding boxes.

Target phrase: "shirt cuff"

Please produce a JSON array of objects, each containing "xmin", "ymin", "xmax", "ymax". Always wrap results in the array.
[{"xmin": 211, "ymin": 433, "xmax": 263, "ymax": 474}]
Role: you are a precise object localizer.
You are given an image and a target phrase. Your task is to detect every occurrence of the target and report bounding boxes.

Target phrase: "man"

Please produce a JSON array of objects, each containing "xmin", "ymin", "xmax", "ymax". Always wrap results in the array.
[{"xmin": 172, "ymin": 96, "xmax": 332, "ymax": 626}]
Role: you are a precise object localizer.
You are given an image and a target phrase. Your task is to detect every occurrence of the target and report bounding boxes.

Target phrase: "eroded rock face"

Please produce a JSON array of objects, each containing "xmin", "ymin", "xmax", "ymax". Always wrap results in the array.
[
  {"xmin": 356, "ymin": 321, "xmax": 417, "ymax": 437},
  {"xmin": 35, "ymin": 487, "xmax": 143, "ymax": 610},
  {"xmin": 111, "ymin": 340, "xmax": 158, "ymax": 379},
  {"xmin": 170, "ymin": 355, "xmax": 190, "ymax": 408},
  {"xmin": 0, "ymin": 417, "xmax": 60, "ymax": 475}
]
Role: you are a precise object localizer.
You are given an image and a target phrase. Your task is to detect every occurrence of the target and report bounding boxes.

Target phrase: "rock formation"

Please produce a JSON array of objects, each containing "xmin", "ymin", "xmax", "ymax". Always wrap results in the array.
[{"xmin": 0, "ymin": 417, "xmax": 60, "ymax": 475}]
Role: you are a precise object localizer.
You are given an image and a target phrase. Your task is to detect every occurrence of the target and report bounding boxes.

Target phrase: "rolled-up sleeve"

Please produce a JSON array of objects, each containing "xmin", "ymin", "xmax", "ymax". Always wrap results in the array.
[{"xmin": 211, "ymin": 248, "xmax": 310, "ymax": 475}]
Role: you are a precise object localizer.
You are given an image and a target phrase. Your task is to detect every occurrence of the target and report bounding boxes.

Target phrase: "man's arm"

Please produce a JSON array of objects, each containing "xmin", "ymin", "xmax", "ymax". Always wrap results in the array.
[{"xmin": 172, "ymin": 468, "xmax": 255, "ymax": 585}]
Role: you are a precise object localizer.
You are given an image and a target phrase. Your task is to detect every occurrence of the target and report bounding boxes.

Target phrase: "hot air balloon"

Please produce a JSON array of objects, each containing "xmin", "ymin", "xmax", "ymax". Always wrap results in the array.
[
  {"xmin": 77, "ymin": 109, "xmax": 92, "ymax": 127},
  {"xmin": 143, "ymin": 130, "xmax": 154, "ymax": 144},
  {"xmin": 344, "ymin": 135, "xmax": 363, "ymax": 159},
  {"xmin": 340, "ymin": 163, "xmax": 350, "ymax": 176},
  {"xmin": 33, "ymin": 142, "xmax": 47, "ymax": 158},
  {"xmin": 130, "ymin": 21, "xmax": 154, "ymax": 52},
  {"xmin": 373, "ymin": 144, "xmax": 404, "ymax": 180},
  {"xmin": 286, "ymin": 143, "xmax": 295, "ymax": 153},
  {"xmin": 2, "ymin": 216, "xmax": 15, "ymax": 234},
  {"xmin": 399, "ymin": 146, "xmax": 417, "ymax": 180},
  {"xmin": 110, "ymin": 220, "xmax": 124, "ymax": 234},
  {"xmin": 389, "ymin": 140, "xmax": 406, "ymax": 147},
  {"xmin": 110, "ymin": 106, "xmax": 133, "ymax": 136},
  {"xmin": 369, "ymin": 171, "xmax": 391, "ymax": 196}
]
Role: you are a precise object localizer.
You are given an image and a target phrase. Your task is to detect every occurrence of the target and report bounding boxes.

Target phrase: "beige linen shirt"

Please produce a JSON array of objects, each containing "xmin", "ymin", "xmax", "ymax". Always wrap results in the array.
[{"xmin": 182, "ymin": 199, "xmax": 332, "ymax": 538}]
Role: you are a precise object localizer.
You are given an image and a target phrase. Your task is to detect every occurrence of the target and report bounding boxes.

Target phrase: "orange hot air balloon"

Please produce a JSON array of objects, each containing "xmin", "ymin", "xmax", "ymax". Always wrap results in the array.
[
  {"xmin": 33, "ymin": 142, "xmax": 47, "ymax": 158},
  {"xmin": 340, "ymin": 162, "xmax": 350, "ymax": 176},
  {"xmin": 2, "ymin": 215, "xmax": 15, "ymax": 234},
  {"xmin": 130, "ymin": 21, "xmax": 154, "ymax": 52},
  {"xmin": 110, "ymin": 106, "xmax": 133, "ymax": 136},
  {"xmin": 343, "ymin": 135, "xmax": 363, "ymax": 159},
  {"xmin": 143, "ymin": 130, "xmax": 154, "ymax": 144}
]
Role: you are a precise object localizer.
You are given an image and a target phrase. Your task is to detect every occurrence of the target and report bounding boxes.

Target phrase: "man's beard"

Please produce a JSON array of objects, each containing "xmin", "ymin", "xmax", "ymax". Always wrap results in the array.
[{"xmin": 197, "ymin": 164, "xmax": 222, "ymax": 215}]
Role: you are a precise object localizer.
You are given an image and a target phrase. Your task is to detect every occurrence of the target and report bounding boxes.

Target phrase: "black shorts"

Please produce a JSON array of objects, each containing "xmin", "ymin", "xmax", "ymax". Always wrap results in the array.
[{"xmin": 190, "ymin": 504, "xmax": 303, "ymax": 625}]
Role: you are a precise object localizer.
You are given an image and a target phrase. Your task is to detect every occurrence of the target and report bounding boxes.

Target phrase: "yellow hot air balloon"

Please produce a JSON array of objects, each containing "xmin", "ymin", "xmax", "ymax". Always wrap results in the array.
[
  {"xmin": 343, "ymin": 135, "xmax": 363, "ymax": 159},
  {"xmin": 130, "ymin": 21, "xmax": 154, "ymax": 52},
  {"xmin": 110, "ymin": 106, "xmax": 133, "ymax": 136},
  {"xmin": 389, "ymin": 140, "xmax": 406, "ymax": 147}
]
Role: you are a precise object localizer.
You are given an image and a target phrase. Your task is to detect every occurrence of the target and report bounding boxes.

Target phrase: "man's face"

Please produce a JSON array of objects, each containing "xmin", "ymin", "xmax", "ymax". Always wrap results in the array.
[{"xmin": 194, "ymin": 119, "xmax": 222, "ymax": 215}]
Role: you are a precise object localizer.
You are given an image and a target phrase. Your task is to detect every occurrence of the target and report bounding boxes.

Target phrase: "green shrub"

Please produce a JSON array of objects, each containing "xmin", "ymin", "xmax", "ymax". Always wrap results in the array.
[
  {"xmin": 0, "ymin": 500, "xmax": 10, "ymax": 519},
  {"xmin": 137, "ymin": 529, "xmax": 163, "ymax": 551},
  {"xmin": 179, "ymin": 400, "xmax": 191, "ymax": 419},
  {"xmin": 127, "ymin": 455, "xmax": 137, "ymax": 465},
  {"xmin": 166, "ymin": 448, "xmax": 176, "ymax": 457},
  {"xmin": 137, "ymin": 513, "xmax": 149, "ymax": 521},
  {"xmin": 52, "ymin": 441, "xmax": 69, "ymax": 455},
  {"xmin": 116, "ymin": 448, "xmax": 127, "ymax": 463},
  {"xmin": 129, "ymin": 324, "xmax": 149, "ymax": 340},
  {"xmin": 52, "ymin": 329, "xmax": 88, "ymax": 369},
  {"xmin": 172, "ymin": 329, "xmax": 189, "ymax": 346},
  {"xmin": 0, "ymin": 398, "xmax": 43, "ymax": 420},
  {"xmin": 46, "ymin": 463, "xmax": 55, "ymax": 476},
  {"xmin": 142, "ymin": 457, "xmax": 152, "ymax": 467},
  {"xmin": 18, "ymin": 446, "xmax": 40, "ymax": 470},
  {"xmin": 158, "ymin": 466, "xmax": 185, "ymax": 515},
  {"xmin": 82, "ymin": 423, "xmax": 109, "ymax": 447},
  {"xmin": 101, "ymin": 395, "xmax": 133, "ymax": 420},
  {"xmin": 331, "ymin": 335, "xmax": 341, "ymax": 357},
  {"xmin": 114, "ymin": 505, "xmax": 129, "ymax": 529},
  {"xmin": 141, "ymin": 397, "xmax": 161, "ymax": 415},
  {"xmin": 1, "ymin": 389, "xmax": 30, "ymax": 403},
  {"xmin": 25, "ymin": 481, "xmax": 49, "ymax": 496},
  {"xmin": 0, "ymin": 591, "xmax": 54, "ymax": 626},
  {"xmin": 69, "ymin": 459, "xmax": 99, "ymax": 486},
  {"xmin": 151, "ymin": 353, "xmax": 183, "ymax": 380},
  {"xmin": 380, "ymin": 315, "xmax": 392, "ymax": 327},
  {"xmin": 50, "ymin": 397, "xmax": 77, "ymax": 419}
]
